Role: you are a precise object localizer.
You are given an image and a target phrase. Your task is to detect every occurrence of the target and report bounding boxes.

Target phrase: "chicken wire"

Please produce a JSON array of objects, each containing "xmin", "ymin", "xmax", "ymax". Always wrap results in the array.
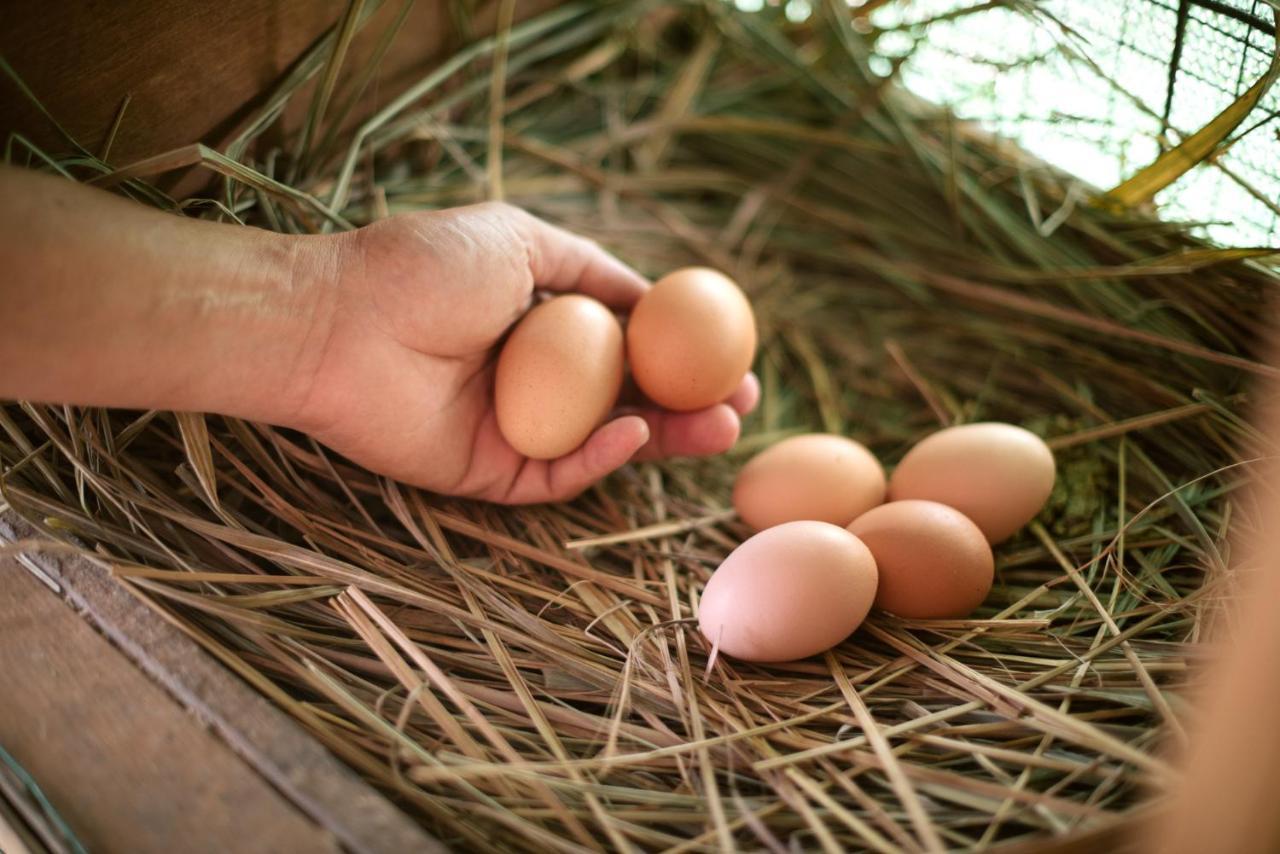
[{"xmin": 820, "ymin": 0, "xmax": 1280, "ymax": 247}]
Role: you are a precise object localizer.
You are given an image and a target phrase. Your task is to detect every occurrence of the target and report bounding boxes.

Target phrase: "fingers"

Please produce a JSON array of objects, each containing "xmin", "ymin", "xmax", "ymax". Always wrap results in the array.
[
  {"xmin": 726, "ymin": 372, "xmax": 760, "ymax": 415},
  {"xmin": 608, "ymin": 373, "xmax": 755, "ymax": 463},
  {"xmin": 505, "ymin": 205, "xmax": 650, "ymax": 309},
  {"xmin": 619, "ymin": 371, "xmax": 760, "ymax": 414},
  {"xmin": 495, "ymin": 401, "xmax": 746, "ymax": 503},
  {"xmin": 500, "ymin": 415, "xmax": 650, "ymax": 504},
  {"xmin": 497, "ymin": 406, "xmax": 739, "ymax": 503},
  {"xmin": 631, "ymin": 404, "xmax": 741, "ymax": 462}
]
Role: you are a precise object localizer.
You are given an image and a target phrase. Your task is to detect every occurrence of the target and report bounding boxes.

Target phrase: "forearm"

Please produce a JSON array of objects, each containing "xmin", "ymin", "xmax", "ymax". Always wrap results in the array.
[{"xmin": 0, "ymin": 167, "xmax": 339, "ymax": 423}]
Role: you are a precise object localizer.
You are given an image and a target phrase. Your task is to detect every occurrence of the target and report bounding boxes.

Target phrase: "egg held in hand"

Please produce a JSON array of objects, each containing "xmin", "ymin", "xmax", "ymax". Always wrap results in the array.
[
  {"xmin": 626, "ymin": 267, "xmax": 757, "ymax": 411},
  {"xmin": 698, "ymin": 521, "xmax": 878, "ymax": 662},
  {"xmin": 494, "ymin": 295, "xmax": 624, "ymax": 460},
  {"xmin": 888, "ymin": 422, "xmax": 1055, "ymax": 543},
  {"xmin": 733, "ymin": 433, "xmax": 885, "ymax": 531},
  {"xmin": 848, "ymin": 500, "xmax": 994, "ymax": 619}
]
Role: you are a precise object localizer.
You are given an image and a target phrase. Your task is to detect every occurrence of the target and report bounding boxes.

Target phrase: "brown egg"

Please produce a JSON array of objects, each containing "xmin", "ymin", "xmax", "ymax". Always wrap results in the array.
[
  {"xmin": 847, "ymin": 500, "xmax": 994, "ymax": 619},
  {"xmin": 888, "ymin": 422, "xmax": 1055, "ymax": 543},
  {"xmin": 698, "ymin": 521, "xmax": 878, "ymax": 662},
  {"xmin": 626, "ymin": 267, "xmax": 756, "ymax": 411},
  {"xmin": 733, "ymin": 434, "xmax": 885, "ymax": 531},
  {"xmin": 494, "ymin": 295, "xmax": 623, "ymax": 460}
]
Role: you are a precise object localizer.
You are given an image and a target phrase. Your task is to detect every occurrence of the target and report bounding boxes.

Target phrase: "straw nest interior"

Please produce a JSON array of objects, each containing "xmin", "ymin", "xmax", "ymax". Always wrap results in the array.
[{"xmin": 4, "ymin": 2, "xmax": 1279, "ymax": 850}]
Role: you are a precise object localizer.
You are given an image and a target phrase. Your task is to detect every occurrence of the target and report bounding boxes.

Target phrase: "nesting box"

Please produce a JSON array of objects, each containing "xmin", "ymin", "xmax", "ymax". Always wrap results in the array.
[{"xmin": 2, "ymin": 1, "xmax": 1277, "ymax": 851}]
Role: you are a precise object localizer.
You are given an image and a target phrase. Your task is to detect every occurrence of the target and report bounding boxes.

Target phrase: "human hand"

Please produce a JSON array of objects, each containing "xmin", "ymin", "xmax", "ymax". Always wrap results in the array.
[{"xmin": 285, "ymin": 202, "xmax": 758, "ymax": 503}]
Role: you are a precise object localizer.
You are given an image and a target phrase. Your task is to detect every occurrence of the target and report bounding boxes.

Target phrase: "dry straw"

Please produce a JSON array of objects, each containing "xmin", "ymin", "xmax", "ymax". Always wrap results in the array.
[{"xmin": 4, "ymin": 0, "xmax": 1280, "ymax": 850}]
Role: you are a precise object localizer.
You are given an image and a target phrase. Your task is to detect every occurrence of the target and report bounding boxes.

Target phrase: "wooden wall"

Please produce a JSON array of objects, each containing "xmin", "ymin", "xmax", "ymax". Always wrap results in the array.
[{"xmin": 0, "ymin": 1, "xmax": 558, "ymax": 179}]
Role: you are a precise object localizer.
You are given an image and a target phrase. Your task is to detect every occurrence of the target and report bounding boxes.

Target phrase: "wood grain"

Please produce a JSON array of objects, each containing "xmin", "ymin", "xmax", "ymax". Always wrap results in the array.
[
  {"xmin": 0, "ymin": 0, "xmax": 558, "ymax": 183},
  {"xmin": 0, "ymin": 511, "xmax": 443, "ymax": 854},
  {"xmin": 0, "ymin": 555, "xmax": 341, "ymax": 853}
]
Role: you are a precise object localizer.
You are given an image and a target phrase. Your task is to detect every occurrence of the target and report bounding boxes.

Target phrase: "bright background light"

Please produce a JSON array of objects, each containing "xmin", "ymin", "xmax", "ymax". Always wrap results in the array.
[
  {"xmin": 869, "ymin": 0, "xmax": 1280, "ymax": 247},
  {"xmin": 732, "ymin": 0, "xmax": 1280, "ymax": 248}
]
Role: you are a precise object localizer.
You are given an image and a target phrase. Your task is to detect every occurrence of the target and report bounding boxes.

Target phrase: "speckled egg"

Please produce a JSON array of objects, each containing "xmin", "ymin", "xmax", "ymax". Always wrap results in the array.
[
  {"xmin": 626, "ymin": 267, "xmax": 756, "ymax": 411},
  {"xmin": 733, "ymin": 434, "xmax": 885, "ymax": 531},
  {"xmin": 888, "ymin": 422, "xmax": 1055, "ymax": 543},
  {"xmin": 494, "ymin": 295, "xmax": 623, "ymax": 460},
  {"xmin": 848, "ymin": 500, "xmax": 994, "ymax": 619}
]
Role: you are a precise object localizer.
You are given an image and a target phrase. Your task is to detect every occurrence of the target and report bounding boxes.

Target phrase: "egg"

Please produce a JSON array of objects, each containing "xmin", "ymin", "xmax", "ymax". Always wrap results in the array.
[
  {"xmin": 733, "ymin": 434, "xmax": 885, "ymax": 531},
  {"xmin": 698, "ymin": 521, "xmax": 878, "ymax": 662},
  {"xmin": 626, "ymin": 267, "xmax": 756, "ymax": 411},
  {"xmin": 888, "ymin": 422, "xmax": 1055, "ymax": 543},
  {"xmin": 847, "ymin": 500, "xmax": 994, "ymax": 619},
  {"xmin": 494, "ymin": 295, "xmax": 624, "ymax": 460}
]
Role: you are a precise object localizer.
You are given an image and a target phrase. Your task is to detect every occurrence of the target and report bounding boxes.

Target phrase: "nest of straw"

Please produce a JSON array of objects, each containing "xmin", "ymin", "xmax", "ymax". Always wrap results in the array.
[{"xmin": 4, "ymin": 1, "xmax": 1279, "ymax": 850}]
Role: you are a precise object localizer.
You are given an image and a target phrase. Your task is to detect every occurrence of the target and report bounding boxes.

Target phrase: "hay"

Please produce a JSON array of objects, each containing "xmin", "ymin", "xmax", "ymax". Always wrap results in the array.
[{"xmin": 3, "ymin": 1, "xmax": 1278, "ymax": 850}]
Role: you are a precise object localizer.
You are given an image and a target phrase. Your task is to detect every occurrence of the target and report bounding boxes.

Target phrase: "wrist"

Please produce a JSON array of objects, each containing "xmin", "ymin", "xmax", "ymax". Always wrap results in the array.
[
  {"xmin": 0, "ymin": 169, "xmax": 351, "ymax": 424},
  {"xmin": 223, "ymin": 229, "xmax": 348, "ymax": 429}
]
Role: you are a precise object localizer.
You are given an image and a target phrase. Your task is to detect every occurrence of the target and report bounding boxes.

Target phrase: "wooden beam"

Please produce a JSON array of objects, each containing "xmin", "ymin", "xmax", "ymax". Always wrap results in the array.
[{"xmin": 0, "ymin": 511, "xmax": 442, "ymax": 854}]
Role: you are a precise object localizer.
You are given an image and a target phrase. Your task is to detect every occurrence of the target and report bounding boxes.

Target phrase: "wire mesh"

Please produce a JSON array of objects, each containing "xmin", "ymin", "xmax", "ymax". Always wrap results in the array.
[{"xmin": 857, "ymin": 0, "xmax": 1280, "ymax": 246}]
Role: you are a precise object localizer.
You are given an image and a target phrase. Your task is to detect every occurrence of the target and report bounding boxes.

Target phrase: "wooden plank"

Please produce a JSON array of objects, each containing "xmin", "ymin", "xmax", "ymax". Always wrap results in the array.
[
  {"xmin": 0, "ymin": 0, "xmax": 561, "ymax": 183},
  {"xmin": 0, "ymin": 555, "xmax": 339, "ymax": 853},
  {"xmin": 0, "ymin": 510, "xmax": 443, "ymax": 854}
]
